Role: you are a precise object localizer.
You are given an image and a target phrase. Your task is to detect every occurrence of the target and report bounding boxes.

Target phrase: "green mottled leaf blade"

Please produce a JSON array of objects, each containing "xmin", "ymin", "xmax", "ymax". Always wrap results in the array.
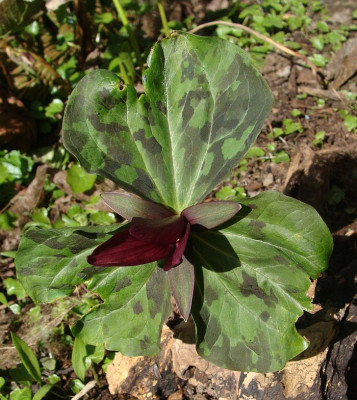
[
  {"xmin": 72, "ymin": 264, "xmax": 172, "ymax": 356},
  {"xmin": 149, "ymin": 34, "xmax": 273, "ymax": 210},
  {"xmin": 63, "ymin": 32, "xmax": 273, "ymax": 212},
  {"xmin": 15, "ymin": 225, "xmax": 121, "ymax": 303},
  {"xmin": 191, "ymin": 191, "xmax": 332, "ymax": 372},
  {"xmin": 62, "ymin": 71, "xmax": 173, "ymax": 207}
]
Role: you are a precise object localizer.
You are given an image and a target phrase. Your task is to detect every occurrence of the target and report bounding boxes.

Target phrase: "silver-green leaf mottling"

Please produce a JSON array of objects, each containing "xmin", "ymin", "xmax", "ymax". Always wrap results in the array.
[
  {"xmin": 62, "ymin": 32, "xmax": 273, "ymax": 212},
  {"xmin": 191, "ymin": 191, "xmax": 333, "ymax": 372}
]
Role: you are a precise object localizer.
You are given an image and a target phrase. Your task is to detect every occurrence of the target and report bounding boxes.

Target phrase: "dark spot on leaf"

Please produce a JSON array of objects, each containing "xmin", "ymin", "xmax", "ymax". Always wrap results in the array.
[
  {"xmin": 240, "ymin": 271, "xmax": 278, "ymax": 307},
  {"xmin": 27, "ymin": 231, "xmax": 67, "ymax": 249},
  {"xmin": 274, "ymin": 255, "xmax": 289, "ymax": 265},
  {"xmin": 140, "ymin": 335, "xmax": 150, "ymax": 350},
  {"xmin": 199, "ymin": 121, "xmax": 212, "ymax": 143},
  {"xmin": 204, "ymin": 315, "xmax": 221, "ymax": 348},
  {"xmin": 260, "ymin": 311, "xmax": 270, "ymax": 322},
  {"xmin": 133, "ymin": 169, "xmax": 156, "ymax": 197},
  {"xmin": 115, "ymin": 277, "xmax": 132, "ymax": 292},
  {"xmin": 205, "ymin": 285, "xmax": 218, "ymax": 306},
  {"xmin": 156, "ymin": 100, "xmax": 167, "ymax": 115},
  {"xmin": 197, "ymin": 74, "xmax": 206, "ymax": 85},
  {"xmin": 133, "ymin": 129, "xmax": 161, "ymax": 155},
  {"xmin": 87, "ymin": 114, "xmax": 127, "ymax": 137},
  {"xmin": 17, "ymin": 267, "xmax": 36, "ymax": 276},
  {"xmin": 250, "ymin": 220, "xmax": 266, "ymax": 229},
  {"xmin": 141, "ymin": 114, "xmax": 150, "ymax": 125},
  {"xmin": 147, "ymin": 107, "xmax": 156, "ymax": 126},
  {"xmin": 178, "ymin": 90, "xmax": 210, "ymax": 126},
  {"xmin": 68, "ymin": 238, "xmax": 98, "ymax": 254},
  {"xmin": 146, "ymin": 268, "xmax": 166, "ymax": 318},
  {"xmin": 73, "ymin": 230, "xmax": 108, "ymax": 240},
  {"xmin": 248, "ymin": 203, "xmax": 258, "ymax": 209},
  {"xmin": 98, "ymin": 87, "xmax": 121, "ymax": 109},
  {"xmin": 133, "ymin": 301, "xmax": 143, "ymax": 314},
  {"xmin": 77, "ymin": 265, "xmax": 102, "ymax": 280},
  {"xmin": 248, "ymin": 220, "xmax": 266, "ymax": 239},
  {"xmin": 180, "ymin": 53, "xmax": 196, "ymax": 82}
]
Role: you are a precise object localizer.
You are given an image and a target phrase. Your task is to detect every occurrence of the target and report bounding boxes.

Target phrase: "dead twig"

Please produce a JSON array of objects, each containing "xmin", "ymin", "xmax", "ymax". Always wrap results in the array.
[
  {"xmin": 71, "ymin": 380, "xmax": 96, "ymax": 400},
  {"xmin": 189, "ymin": 21, "xmax": 319, "ymax": 75}
]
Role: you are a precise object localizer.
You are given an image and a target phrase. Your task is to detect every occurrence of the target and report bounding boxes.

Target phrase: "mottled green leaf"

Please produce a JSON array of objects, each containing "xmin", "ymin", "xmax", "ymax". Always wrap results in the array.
[
  {"xmin": 15, "ymin": 223, "xmax": 172, "ymax": 357},
  {"xmin": 72, "ymin": 264, "xmax": 172, "ymax": 356},
  {"xmin": 63, "ymin": 32, "xmax": 273, "ymax": 213},
  {"xmin": 15, "ymin": 225, "xmax": 121, "ymax": 303},
  {"xmin": 191, "ymin": 191, "xmax": 332, "ymax": 372}
]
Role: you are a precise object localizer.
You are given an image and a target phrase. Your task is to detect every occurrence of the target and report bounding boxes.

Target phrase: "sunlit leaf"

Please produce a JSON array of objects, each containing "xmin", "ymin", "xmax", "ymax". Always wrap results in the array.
[
  {"xmin": 63, "ymin": 32, "xmax": 273, "ymax": 213},
  {"xmin": 33, "ymin": 384, "xmax": 54, "ymax": 400},
  {"xmin": 72, "ymin": 338, "xmax": 87, "ymax": 382},
  {"xmin": 66, "ymin": 164, "xmax": 96, "ymax": 194},
  {"xmin": 15, "ymin": 225, "xmax": 121, "ymax": 303},
  {"xmin": 191, "ymin": 191, "xmax": 332, "ymax": 372},
  {"xmin": 10, "ymin": 332, "xmax": 42, "ymax": 383}
]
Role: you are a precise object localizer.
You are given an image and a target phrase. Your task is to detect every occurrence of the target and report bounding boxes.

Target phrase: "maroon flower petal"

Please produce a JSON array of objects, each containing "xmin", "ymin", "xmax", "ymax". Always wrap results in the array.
[
  {"xmin": 130, "ymin": 215, "xmax": 186, "ymax": 245},
  {"xmin": 164, "ymin": 223, "xmax": 190, "ymax": 271},
  {"xmin": 101, "ymin": 191, "xmax": 174, "ymax": 220},
  {"xmin": 182, "ymin": 201, "xmax": 241, "ymax": 229},
  {"xmin": 87, "ymin": 229, "xmax": 172, "ymax": 267}
]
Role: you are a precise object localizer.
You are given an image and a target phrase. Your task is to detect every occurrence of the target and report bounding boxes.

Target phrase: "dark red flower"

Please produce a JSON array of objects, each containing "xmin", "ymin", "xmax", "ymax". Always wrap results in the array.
[
  {"xmin": 87, "ymin": 192, "xmax": 241, "ymax": 271},
  {"xmin": 86, "ymin": 192, "xmax": 241, "ymax": 320}
]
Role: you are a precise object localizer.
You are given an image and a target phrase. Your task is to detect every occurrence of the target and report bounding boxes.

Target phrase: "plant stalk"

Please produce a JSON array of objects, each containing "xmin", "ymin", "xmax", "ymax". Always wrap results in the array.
[
  {"xmin": 189, "ymin": 20, "xmax": 319, "ymax": 75},
  {"xmin": 112, "ymin": 0, "xmax": 144, "ymax": 72},
  {"xmin": 118, "ymin": 59, "xmax": 131, "ymax": 84},
  {"xmin": 157, "ymin": 0, "xmax": 170, "ymax": 37}
]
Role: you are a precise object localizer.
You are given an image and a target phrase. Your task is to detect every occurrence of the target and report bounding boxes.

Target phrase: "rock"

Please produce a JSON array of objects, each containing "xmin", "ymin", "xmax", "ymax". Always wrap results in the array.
[
  {"xmin": 106, "ymin": 325, "xmax": 185, "ymax": 399},
  {"xmin": 263, "ymin": 173, "xmax": 274, "ymax": 187}
]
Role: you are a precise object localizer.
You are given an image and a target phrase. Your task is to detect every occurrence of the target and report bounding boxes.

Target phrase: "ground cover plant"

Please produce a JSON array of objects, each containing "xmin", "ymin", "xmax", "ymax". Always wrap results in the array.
[{"xmin": 15, "ymin": 31, "xmax": 333, "ymax": 373}]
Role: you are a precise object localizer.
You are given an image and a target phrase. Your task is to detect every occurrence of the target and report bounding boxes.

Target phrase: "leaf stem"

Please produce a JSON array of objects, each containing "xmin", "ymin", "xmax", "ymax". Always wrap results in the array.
[
  {"xmin": 118, "ymin": 59, "xmax": 131, "ymax": 84},
  {"xmin": 157, "ymin": 1, "xmax": 170, "ymax": 37},
  {"xmin": 112, "ymin": 0, "xmax": 144, "ymax": 73},
  {"xmin": 91, "ymin": 364, "xmax": 101, "ymax": 387},
  {"xmin": 189, "ymin": 20, "xmax": 319, "ymax": 75}
]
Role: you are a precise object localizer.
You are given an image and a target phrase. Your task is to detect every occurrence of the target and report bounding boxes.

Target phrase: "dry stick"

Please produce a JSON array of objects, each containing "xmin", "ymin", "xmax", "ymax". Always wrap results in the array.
[
  {"xmin": 0, "ymin": 56, "xmax": 15, "ymax": 92},
  {"xmin": 71, "ymin": 380, "xmax": 97, "ymax": 400},
  {"xmin": 189, "ymin": 21, "xmax": 319, "ymax": 75}
]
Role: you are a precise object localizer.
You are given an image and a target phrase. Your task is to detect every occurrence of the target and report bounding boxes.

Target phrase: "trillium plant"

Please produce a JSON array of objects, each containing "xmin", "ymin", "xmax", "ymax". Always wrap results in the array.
[{"xmin": 15, "ymin": 32, "xmax": 332, "ymax": 372}]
